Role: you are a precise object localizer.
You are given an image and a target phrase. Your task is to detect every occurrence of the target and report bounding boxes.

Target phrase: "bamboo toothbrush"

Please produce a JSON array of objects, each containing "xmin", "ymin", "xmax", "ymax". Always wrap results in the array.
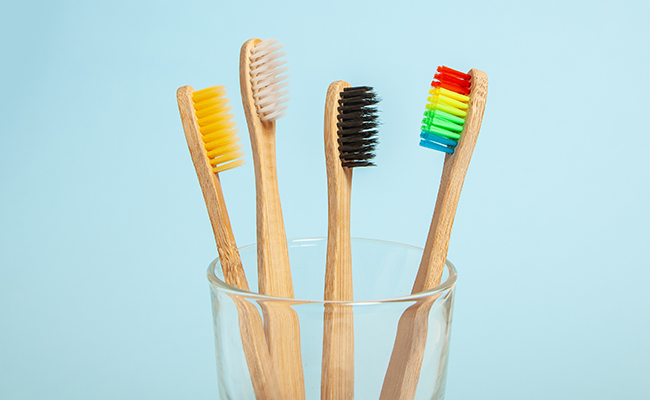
[
  {"xmin": 416, "ymin": 66, "xmax": 488, "ymax": 292},
  {"xmin": 321, "ymin": 81, "xmax": 379, "ymax": 399},
  {"xmin": 176, "ymin": 85, "xmax": 247, "ymax": 289},
  {"xmin": 239, "ymin": 38, "xmax": 292, "ymax": 296},
  {"xmin": 239, "ymin": 38, "xmax": 305, "ymax": 399},
  {"xmin": 380, "ymin": 67, "xmax": 488, "ymax": 400},
  {"xmin": 176, "ymin": 85, "xmax": 282, "ymax": 399}
]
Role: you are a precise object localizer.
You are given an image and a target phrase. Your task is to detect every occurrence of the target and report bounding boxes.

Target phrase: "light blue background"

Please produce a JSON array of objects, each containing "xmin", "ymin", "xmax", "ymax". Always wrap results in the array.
[{"xmin": 1, "ymin": 0, "xmax": 648, "ymax": 399}]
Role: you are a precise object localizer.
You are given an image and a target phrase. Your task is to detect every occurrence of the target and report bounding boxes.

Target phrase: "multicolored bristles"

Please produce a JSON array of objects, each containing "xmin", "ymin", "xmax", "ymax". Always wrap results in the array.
[
  {"xmin": 420, "ymin": 66, "xmax": 471, "ymax": 154},
  {"xmin": 192, "ymin": 86, "xmax": 244, "ymax": 173},
  {"xmin": 337, "ymin": 86, "xmax": 380, "ymax": 168}
]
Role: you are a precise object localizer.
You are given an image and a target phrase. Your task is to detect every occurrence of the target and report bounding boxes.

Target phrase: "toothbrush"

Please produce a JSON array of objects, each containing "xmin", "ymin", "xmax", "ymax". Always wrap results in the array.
[
  {"xmin": 176, "ymin": 85, "xmax": 247, "ymax": 289},
  {"xmin": 239, "ymin": 38, "xmax": 292, "ymax": 296},
  {"xmin": 239, "ymin": 38, "xmax": 305, "ymax": 399},
  {"xmin": 176, "ymin": 85, "xmax": 282, "ymax": 399},
  {"xmin": 321, "ymin": 81, "xmax": 379, "ymax": 399},
  {"xmin": 380, "ymin": 67, "xmax": 488, "ymax": 400},
  {"xmin": 416, "ymin": 66, "xmax": 488, "ymax": 292}
]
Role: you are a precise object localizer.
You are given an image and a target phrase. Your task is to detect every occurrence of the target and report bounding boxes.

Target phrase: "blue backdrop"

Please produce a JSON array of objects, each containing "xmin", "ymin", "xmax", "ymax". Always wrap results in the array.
[{"xmin": 1, "ymin": 0, "xmax": 648, "ymax": 398}]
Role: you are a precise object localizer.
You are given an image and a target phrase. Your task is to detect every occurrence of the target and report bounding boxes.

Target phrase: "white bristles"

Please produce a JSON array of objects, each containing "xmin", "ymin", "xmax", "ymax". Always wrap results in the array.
[{"xmin": 249, "ymin": 39, "xmax": 289, "ymax": 122}]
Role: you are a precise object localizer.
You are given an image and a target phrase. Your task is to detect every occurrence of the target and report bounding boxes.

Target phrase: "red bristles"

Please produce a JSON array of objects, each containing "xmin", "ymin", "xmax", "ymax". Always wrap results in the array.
[{"xmin": 431, "ymin": 66, "xmax": 471, "ymax": 95}]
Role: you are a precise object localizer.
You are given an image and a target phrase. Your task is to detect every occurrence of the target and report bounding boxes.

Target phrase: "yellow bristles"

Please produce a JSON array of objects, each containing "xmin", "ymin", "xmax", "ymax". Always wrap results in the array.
[
  {"xmin": 428, "ymin": 87, "xmax": 470, "ymax": 104},
  {"xmin": 192, "ymin": 86, "xmax": 244, "ymax": 173},
  {"xmin": 426, "ymin": 96, "xmax": 468, "ymax": 118}
]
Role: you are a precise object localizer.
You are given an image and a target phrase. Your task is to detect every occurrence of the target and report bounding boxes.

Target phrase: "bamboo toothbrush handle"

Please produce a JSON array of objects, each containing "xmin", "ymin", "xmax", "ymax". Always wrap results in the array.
[
  {"xmin": 378, "ymin": 297, "xmax": 437, "ymax": 400},
  {"xmin": 380, "ymin": 69, "xmax": 488, "ymax": 400},
  {"xmin": 176, "ymin": 85, "xmax": 248, "ymax": 290},
  {"xmin": 321, "ymin": 81, "xmax": 355, "ymax": 400},
  {"xmin": 233, "ymin": 298, "xmax": 284, "ymax": 400},
  {"xmin": 240, "ymin": 39, "xmax": 305, "ymax": 400},
  {"xmin": 324, "ymin": 80, "xmax": 354, "ymax": 302},
  {"xmin": 412, "ymin": 69, "xmax": 488, "ymax": 293}
]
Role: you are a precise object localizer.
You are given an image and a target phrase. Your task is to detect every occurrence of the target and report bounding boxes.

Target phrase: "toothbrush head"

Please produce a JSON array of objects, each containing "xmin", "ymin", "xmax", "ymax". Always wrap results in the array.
[
  {"xmin": 420, "ymin": 66, "xmax": 471, "ymax": 154},
  {"xmin": 337, "ymin": 86, "xmax": 380, "ymax": 168},
  {"xmin": 248, "ymin": 39, "xmax": 289, "ymax": 122},
  {"xmin": 192, "ymin": 86, "xmax": 244, "ymax": 173}
]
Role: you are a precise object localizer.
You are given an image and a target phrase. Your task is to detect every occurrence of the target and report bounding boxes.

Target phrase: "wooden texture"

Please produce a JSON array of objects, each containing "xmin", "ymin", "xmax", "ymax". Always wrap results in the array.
[
  {"xmin": 239, "ymin": 38, "xmax": 305, "ymax": 400},
  {"xmin": 233, "ymin": 297, "xmax": 284, "ymax": 400},
  {"xmin": 176, "ymin": 85, "xmax": 248, "ymax": 290},
  {"xmin": 321, "ymin": 81, "xmax": 355, "ymax": 400},
  {"xmin": 378, "ymin": 298, "xmax": 436, "ymax": 400},
  {"xmin": 379, "ymin": 69, "xmax": 488, "ymax": 400},
  {"xmin": 178, "ymin": 85, "xmax": 280, "ymax": 399}
]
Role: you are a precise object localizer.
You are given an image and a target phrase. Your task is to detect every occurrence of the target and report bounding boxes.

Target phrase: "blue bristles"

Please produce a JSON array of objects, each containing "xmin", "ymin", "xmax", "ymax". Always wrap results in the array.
[{"xmin": 419, "ymin": 131, "xmax": 456, "ymax": 154}]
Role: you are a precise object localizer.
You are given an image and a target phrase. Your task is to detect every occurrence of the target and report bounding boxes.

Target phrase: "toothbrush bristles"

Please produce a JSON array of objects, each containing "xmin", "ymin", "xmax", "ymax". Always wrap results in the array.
[
  {"xmin": 249, "ymin": 39, "xmax": 289, "ymax": 122},
  {"xmin": 192, "ymin": 86, "xmax": 245, "ymax": 173},
  {"xmin": 336, "ymin": 86, "xmax": 380, "ymax": 168},
  {"xmin": 420, "ymin": 66, "xmax": 471, "ymax": 154}
]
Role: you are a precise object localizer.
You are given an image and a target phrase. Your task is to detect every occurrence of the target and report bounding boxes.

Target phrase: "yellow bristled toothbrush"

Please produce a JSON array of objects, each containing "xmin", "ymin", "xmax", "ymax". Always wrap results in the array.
[
  {"xmin": 177, "ymin": 85, "xmax": 247, "ymax": 289},
  {"xmin": 176, "ymin": 85, "xmax": 282, "ymax": 399}
]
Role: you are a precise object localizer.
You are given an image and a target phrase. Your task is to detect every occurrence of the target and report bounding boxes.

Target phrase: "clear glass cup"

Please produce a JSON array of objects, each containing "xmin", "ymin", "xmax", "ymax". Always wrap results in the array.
[{"xmin": 207, "ymin": 238, "xmax": 457, "ymax": 400}]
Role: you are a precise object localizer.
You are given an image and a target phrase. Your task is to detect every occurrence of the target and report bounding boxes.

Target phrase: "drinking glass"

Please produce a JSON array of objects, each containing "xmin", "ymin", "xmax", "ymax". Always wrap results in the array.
[{"xmin": 207, "ymin": 237, "xmax": 457, "ymax": 399}]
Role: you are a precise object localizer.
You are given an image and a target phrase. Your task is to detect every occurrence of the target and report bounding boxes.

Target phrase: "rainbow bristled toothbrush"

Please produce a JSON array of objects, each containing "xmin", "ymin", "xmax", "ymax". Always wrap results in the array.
[
  {"xmin": 380, "ymin": 67, "xmax": 488, "ymax": 400},
  {"xmin": 415, "ymin": 66, "xmax": 488, "ymax": 291}
]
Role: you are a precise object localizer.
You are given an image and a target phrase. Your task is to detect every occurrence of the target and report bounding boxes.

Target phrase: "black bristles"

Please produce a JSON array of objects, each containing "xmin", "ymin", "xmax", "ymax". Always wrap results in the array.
[
  {"xmin": 336, "ymin": 86, "xmax": 380, "ymax": 168},
  {"xmin": 340, "ymin": 86, "xmax": 374, "ymax": 96},
  {"xmin": 341, "ymin": 160, "xmax": 375, "ymax": 168},
  {"xmin": 338, "ymin": 136, "xmax": 378, "ymax": 146},
  {"xmin": 337, "ymin": 113, "xmax": 378, "ymax": 125}
]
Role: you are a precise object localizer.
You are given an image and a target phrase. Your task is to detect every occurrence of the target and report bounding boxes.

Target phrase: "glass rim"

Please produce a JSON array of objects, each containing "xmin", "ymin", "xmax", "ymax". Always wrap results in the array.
[{"xmin": 206, "ymin": 237, "xmax": 458, "ymax": 304}]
